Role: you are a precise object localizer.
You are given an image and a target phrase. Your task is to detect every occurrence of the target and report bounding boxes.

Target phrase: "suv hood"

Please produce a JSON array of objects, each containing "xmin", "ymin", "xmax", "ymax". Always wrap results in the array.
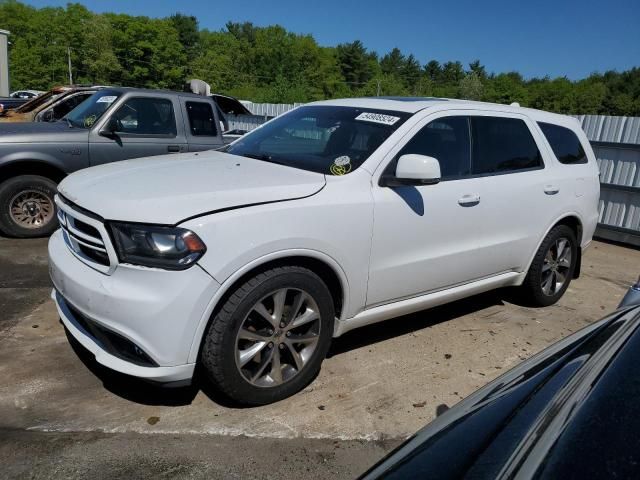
[{"xmin": 58, "ymin": 151, "xmax": 326, "ymax": 224}]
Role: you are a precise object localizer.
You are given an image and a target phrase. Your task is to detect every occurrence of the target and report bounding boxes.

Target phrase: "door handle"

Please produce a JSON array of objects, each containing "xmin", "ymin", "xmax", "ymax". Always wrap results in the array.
[
  {"xmin": 544, "ymin": 185, "xmax": 560, "ymax": 195},
  {"xmin": 167, "ymin": 145, "xmax": 181, "ymax": 153},
  {"xmin": 458, "ymin": 194, "xmax": 481, "ymax": 207}
]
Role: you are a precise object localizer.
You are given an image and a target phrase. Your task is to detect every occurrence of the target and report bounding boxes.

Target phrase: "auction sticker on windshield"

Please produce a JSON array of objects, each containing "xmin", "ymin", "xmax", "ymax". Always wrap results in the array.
[
  {"xmin": 96, "ymin": 96, "xmax": 118, "ymax": 104},
  {"xmin": 355, "ymin": 112, "xmax": 400, "ymax": 125}
]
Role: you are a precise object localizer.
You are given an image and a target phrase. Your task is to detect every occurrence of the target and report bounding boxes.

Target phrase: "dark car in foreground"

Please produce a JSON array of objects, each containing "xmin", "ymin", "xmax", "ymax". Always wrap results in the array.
[{"xmin": 362, "ymin": 286, "xmax": 640, "ymax": 480}]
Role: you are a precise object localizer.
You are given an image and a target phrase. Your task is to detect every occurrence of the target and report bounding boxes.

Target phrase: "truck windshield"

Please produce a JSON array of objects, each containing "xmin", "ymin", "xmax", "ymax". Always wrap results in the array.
[
  {"xmin": 224, "ymin": 106, "xmax": 410, "ymax": 175},
  {"xmin": 65, "ymin": 91, "xmax": 121, "ymax": 128}
]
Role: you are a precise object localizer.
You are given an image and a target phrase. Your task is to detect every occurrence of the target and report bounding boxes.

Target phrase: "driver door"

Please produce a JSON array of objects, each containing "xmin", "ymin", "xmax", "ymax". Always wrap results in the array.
[
  {"xmin": 366, "ymin": 113, "xmax": 494, "ymax": 306},
  {"xmin": 89, "ymin": 95, "xmax": 187, "ymax": 166}
]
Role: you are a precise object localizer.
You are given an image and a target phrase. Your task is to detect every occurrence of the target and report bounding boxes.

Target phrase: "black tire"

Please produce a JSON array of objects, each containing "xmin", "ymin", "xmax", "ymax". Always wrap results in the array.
[
  {"xmin": 521, "ymin": 225, "xmax": 578, "ymax": 307},
  {"xmin": 0, "ymin": 175, "xmax": 59, "ymax": 238},
  {"xmin": 200, "ymin": 266, "xmax": 335, "ymax": 405}
]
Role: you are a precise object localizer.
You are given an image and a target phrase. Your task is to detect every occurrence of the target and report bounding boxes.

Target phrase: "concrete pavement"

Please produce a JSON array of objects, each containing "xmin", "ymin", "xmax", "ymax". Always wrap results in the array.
[{"xmin": 0, "ymin": 237, "xmax": 638, "ymax": 478}]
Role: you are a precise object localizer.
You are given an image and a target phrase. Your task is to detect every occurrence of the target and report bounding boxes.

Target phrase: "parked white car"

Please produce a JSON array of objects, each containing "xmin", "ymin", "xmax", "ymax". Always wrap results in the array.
[{"xmin": 48, "ymin": 97, "xmax": 600, "ymax": 404}]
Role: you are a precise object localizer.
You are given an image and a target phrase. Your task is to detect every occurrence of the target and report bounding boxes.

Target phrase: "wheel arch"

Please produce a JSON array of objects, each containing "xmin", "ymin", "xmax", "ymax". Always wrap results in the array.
[
  {"xmin": 0, "ymin": 159, "xmax": 67, "ymax": 184},
  {"xmin": 188, "ymin": 249, "xmax": 349, "ymax": 363},
  {"xmin": 525, "ymin": 213, "xmax": 584, "ymax": 281}
]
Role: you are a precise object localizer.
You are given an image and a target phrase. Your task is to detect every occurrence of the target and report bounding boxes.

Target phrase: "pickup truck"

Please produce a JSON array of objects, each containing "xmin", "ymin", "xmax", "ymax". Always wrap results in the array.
[{"xmin": 0, "ymin": 87, "xmax": 228, "ymax": 237}]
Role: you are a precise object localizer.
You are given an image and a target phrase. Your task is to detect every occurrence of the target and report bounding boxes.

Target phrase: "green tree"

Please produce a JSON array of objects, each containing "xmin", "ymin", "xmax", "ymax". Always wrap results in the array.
[
  {"xmin": 459, "ymin": 72, "xmax": 484, "ymax": 100},
  {"xmin": 0, "ymin": 0, "xmax": 638, "ymax": 114},
  {"xmin": 170, "ymin": 13, "xmax": 199, "ymax": 65},
  {"xmin": 335, "ymin": 40, "xmax": 372, "ymax": 89}
]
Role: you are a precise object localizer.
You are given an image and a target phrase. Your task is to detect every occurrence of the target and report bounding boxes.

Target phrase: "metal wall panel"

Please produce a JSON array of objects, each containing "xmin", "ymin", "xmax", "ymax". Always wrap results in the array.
[
  {"xmin": 576, "ymin": 115, "xmax": 640, "ymax": 145},
  {"xmin": 577, "ymin": 114, "xmax": 640, "ymax": 245},
  {"xmin": 595, "ymin": 145, "xmax": 640, "ymax": 187},
  {"xmin": 599, "ymin": 187, "xmax": 640, "ymax": 231},
  {"xmin": 226, "ymin": 114, "xmax": 269, "ymax": 132},
  {"xmin": 243, "ymin": 102, "xmax": 301, "ymax": 117}
]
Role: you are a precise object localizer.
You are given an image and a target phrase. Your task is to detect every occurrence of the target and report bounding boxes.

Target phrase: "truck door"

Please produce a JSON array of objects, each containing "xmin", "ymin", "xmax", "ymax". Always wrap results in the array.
[
  {"xmin": 88, "ymin": 94, "xmax": 188, "ymax": 166},
  {"xmin": 179, "ymin": 97, "xmax": 225, "ymax": 152}
]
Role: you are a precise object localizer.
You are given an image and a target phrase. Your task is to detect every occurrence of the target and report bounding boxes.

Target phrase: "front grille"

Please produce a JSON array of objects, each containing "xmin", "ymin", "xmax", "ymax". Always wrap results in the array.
[
  {"xmin": 78, "ymin": 244, "xmax": 110, "ymax": 264},
  {"xmin": 73, "ymin": 218, "xmax": 101, "ymax": 239},
  {"xmin": 57, "ymin": 196, "xmax": 113, "ymax": 271},
  {"xmin": 61, "ymin": 293, "xmax": 158, "ymax": 367}
]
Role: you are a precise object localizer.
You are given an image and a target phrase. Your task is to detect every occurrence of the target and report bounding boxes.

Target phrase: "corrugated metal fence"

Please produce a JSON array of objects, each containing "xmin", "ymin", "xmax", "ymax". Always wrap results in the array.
[
  {"xmin": 230, "ymin": 105, "xmax": 640, "ymax": 247},
  {"xmin": 575, "ymin": 115, "xmax": 640, "ymax": 246}
]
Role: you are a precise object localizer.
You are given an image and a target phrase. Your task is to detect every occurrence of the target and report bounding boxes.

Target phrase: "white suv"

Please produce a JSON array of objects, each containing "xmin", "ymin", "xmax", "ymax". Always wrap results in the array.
[{"xmin": 48, "ymin": 97, "xmax": 600, "ymax": 404}]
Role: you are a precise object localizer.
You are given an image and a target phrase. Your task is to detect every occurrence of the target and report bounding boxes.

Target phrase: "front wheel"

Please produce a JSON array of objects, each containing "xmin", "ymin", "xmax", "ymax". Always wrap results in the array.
[
  {"xmin": 521, "ymin": 225, "xmax": 578, "ymax": 306},
  {"xmin": 0, "ymin": 175, "xmax": 59, "ymax": 238},
  {"xmin": 200, "ymin": 266, "xmax": 335, "ymax": 405}
]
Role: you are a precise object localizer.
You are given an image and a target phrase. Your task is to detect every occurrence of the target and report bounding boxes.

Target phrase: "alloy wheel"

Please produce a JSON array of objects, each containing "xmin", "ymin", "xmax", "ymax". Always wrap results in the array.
[
  {"xmin": 541, "ymin": 237, "xmax": 572, "ymax": 296},
  {"xmin": 235, "ymin": 288, "xmax": 321, "ymax": 387}
]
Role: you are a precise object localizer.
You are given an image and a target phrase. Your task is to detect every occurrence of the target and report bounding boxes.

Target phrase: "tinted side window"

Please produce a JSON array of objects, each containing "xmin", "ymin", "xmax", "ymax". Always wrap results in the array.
[
  {"xmin": 538, "ymin": 122, "xmax": 587, "ymax": 165},
  {"xmin": 471, "ymin": 117, "xmax": 542, "ymax": 175},
  {"xmin": 113, "ymin": 97, "xmax": 176, "ymax": 136},
  {"xmin": 395, "ymin": 116, "xmax": 471, "ymax": 180},
  {"xmin": 186, "ymin": 101, "xmax": 217, "ymax": 136}
]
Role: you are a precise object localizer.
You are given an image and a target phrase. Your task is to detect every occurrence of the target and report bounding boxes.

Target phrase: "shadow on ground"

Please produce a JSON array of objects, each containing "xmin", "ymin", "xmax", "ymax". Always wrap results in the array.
[
  {"xmin": 63, "ymin": 288, "xmax": 520, "ymax": 409},
  {"xmin": 328, "ymin": 289, "xmax": 518, "ymax": 357}
]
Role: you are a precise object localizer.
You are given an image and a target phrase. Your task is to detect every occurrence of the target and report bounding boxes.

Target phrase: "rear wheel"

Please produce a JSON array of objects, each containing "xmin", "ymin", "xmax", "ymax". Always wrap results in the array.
[
  {"xmin": 0, "ymin": 175, "xmax": 58, "ymax": 238},
  {"xmin": 200, "ymin": 266, "xmax": 335, "ymax": 405},
  {"xmin": 521, "ymin": 225, "xmax": 577, "ymax": 306}
]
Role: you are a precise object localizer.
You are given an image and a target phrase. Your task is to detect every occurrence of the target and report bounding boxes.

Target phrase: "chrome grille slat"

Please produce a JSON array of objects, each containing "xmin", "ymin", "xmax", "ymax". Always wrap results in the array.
[
  {"xmin": 65, "ymin": 219, "xmax": 105, "ymax": 246},
  {"xmin": 64, "ymin": 232, "xmax": 108, "ymax": 252},
  {"xmin": 55, "ymin": 195, "xmax": 116, "ymax": 274}
]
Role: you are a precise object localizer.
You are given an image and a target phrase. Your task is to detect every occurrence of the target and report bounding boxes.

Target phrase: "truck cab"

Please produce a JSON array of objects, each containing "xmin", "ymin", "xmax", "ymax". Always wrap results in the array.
[{"xmin": 0, "ymin": 88, "xmax": 225, "ymax": 237}]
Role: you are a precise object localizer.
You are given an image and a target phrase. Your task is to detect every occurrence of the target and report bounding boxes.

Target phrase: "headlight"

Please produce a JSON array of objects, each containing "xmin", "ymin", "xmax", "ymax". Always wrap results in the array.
[{"xmin": 109, "ymin": 222, "xmax": 206, "ymax": 270}]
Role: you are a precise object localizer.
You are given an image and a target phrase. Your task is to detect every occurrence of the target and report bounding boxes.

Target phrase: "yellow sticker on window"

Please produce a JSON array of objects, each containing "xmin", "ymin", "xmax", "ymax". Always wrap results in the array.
[{"xmin": 330, "ymin": 156, "xmax": 352, "ymax": 175}]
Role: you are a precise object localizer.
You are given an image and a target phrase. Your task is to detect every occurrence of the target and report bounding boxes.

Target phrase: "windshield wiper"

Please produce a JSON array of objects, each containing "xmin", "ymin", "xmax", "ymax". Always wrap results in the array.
[{"xmin": 64, "ymin": 117, "xmax": 73, "ymax": 128}]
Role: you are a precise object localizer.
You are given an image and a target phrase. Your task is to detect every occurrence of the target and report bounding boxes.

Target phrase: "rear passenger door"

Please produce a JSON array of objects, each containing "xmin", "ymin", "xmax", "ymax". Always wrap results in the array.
[
  {"xmin": 180, "ymin": 98, "xmax": 225, "ymax": 152},
  {"xmin": 89, "ymin": 95, "xmax": 188, "ymax": 166},
  {"xmin": 367, "ymin": 110, "xmax": 552, "ymax": 306},
  {"xmin": 465, "ymin": 113, "xmax": 554, "ymax": 274}
]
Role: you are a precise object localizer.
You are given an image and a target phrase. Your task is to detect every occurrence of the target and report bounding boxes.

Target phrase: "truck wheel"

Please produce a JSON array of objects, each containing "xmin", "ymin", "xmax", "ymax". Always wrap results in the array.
[
  {"xmin": 200, "ymin": 266, "xmax": 335, "ymax": 405},
  {"xmin": 0, "ymin": 175, "xmax": 59, "ymax": 238},
  {"xmin": 521, "ymin": 225, "xmax": 577, "ymax": 307}
]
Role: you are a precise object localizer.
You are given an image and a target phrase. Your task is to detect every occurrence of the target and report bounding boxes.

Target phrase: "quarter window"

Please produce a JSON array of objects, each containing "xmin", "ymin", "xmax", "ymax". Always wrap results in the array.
[
  {"xmin": 471, "ymin": 116, "xmax": 542, "ymax": 175},
  {"xmin": 186, "ymin": 101, "xmax": 217, "ymax": 136},
  {"xmin": 112, "ymin": 97, "xmax": 176, "ymax": 136},
  {"xmin": 538, "ymin": 122, "xmax": 587, "ymax": 164},
  {"xmin": 395, "ymin": 116, "xmax": 471, "ymax": 180}
]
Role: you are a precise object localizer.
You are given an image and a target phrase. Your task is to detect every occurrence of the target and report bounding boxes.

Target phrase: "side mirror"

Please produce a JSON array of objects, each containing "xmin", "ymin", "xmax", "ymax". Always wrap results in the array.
[
  {"xmin": 99, "ymin": 117, "xmax": 119, "ymax": 137},
  {"xmin": 381, "ymin": 154, "xmax": 441, "ymax": 187}
]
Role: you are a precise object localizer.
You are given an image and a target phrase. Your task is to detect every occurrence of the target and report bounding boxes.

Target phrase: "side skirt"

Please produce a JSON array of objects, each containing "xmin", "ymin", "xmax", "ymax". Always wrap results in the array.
[{"xmin": 333, "ymin": 271, "xmax": 523, "ymax": 337}]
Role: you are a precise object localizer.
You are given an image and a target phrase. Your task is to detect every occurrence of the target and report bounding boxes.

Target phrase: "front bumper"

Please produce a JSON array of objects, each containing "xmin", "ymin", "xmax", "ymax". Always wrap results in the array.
[{"xmin": 49, "ymin": 229, "xmax": 220, "ymax": 382}]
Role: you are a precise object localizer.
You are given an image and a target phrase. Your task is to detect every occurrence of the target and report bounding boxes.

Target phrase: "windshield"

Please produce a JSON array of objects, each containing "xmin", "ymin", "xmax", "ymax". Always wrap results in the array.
[
  {"xmin": 225, "ymin": 106, "xmax": 410, "ymax": 175},
  {"xmin": 65, "ymin": 91, "xmax": 121, "ymax": 128}
]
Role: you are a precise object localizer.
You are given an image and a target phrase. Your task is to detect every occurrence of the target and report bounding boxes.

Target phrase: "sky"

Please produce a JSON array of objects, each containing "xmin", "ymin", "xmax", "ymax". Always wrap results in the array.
[{"xmin": 23, "ymin": 0, "xmax": 640, "ymax": 80}]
